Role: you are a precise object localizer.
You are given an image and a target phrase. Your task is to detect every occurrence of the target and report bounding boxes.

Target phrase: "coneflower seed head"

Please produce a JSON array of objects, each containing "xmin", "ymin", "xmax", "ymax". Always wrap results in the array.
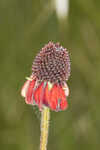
[{"xmin": 32, "ymin": 42, "xmax": 70, "ymax": 85}]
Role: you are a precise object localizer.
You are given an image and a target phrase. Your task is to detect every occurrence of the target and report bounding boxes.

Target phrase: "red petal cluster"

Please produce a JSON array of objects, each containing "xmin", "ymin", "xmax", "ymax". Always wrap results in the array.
[{"xmin": 21, "ymin": 78, "xmax": 68, "ymax": 111}]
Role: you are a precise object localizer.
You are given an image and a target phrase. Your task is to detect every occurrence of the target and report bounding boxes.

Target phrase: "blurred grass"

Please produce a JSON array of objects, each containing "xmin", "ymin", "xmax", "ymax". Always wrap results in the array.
[{"xmin": 0, "ymin": 0, "xmax": 100, "ymax": 150}]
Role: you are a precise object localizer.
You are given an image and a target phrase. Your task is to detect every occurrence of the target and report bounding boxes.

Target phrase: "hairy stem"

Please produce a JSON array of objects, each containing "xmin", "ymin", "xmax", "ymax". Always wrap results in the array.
[{"xmin": 40, "ymin": 106, "xmax": 50, "ymax": 150}]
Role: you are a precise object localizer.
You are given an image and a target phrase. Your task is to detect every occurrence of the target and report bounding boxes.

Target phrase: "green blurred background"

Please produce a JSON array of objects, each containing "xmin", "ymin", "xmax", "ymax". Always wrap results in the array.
[{"xmin": 0, "ymin": 0, "xmax": 100, "ymax": 150}]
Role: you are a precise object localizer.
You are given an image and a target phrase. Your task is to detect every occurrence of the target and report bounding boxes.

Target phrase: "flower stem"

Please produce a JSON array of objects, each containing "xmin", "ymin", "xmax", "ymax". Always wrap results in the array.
[{"xmin": 40, "ymin": 106, "xmax": 50, "ymax": 150}]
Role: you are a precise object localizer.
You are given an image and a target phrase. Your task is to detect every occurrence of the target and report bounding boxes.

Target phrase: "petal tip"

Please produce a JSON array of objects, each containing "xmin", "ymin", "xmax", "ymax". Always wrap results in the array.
[{"xmin": 21, "ymin": 80, "xmax": 30, "ymax": 97}]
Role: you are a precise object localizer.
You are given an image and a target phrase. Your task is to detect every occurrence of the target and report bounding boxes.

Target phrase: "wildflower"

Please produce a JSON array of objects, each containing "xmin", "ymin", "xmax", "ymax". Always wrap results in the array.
[{"xmin": 21, "ymin": 42, "xmax": 70, "ymax": 111}]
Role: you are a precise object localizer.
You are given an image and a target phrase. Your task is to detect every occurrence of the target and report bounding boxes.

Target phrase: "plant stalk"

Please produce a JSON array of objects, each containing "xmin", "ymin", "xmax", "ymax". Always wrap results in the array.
[{"xmin": 40, "ymin": 106, "xmax": 50, "ymax": 150}]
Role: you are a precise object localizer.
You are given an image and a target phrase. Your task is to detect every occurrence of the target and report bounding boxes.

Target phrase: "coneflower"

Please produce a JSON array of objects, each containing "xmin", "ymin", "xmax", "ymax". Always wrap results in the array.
[{"xmin": 21, "ymin": 41, "xmax": 71, "ymax": 150}]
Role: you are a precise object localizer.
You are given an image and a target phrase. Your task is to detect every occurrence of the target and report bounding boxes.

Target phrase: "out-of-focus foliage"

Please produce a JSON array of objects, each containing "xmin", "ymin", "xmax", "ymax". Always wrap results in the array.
[{"xmin": 0, "ymin": 0, "xmax": 100, "ymax": 150}]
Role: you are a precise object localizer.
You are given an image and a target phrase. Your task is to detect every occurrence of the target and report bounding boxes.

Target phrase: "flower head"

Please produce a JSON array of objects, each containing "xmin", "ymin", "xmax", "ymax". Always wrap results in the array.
[{"xmin": 21, "ymin": 42, "xmax": 70, "ymax": 111}]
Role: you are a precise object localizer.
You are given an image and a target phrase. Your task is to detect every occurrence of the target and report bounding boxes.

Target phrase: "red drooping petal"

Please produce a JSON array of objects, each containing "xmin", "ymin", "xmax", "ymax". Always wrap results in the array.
[
  {"xmin": 60, "ymin": 99, "xmax": 68, "ymax": 110},
  {"xmin": 49, "ymin": 85, "xmax": 59, "ymax": 111},
  {"xmin": 59, "ymin": 85, "xmax": 68, "ymax": 110},
  {"xmin": 34, "ymin": 82, "xmax": 46, "ymax": 110},
  {"xmin": 26, "ymin": 79, "xmax": 36, "ymax": 105},
  {"xmin": 44, "ymin": 83, "xmax": 51, "ymax": 106},
  {"xmin": 46, "ymin": 84, "xmax": 68, "ymax": 111}
]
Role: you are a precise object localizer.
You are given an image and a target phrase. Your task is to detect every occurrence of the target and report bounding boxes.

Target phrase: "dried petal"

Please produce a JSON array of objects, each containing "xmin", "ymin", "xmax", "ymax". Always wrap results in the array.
[
  {"xmin": 26, "ymin": 80, "xmax": 36, "ymax": 105},
  {"xmin": 21, "ymin": 80, "xmax": 30, "ymax": 97},
  {"xmin": 63, "ymin": 82, "xmax": 69, "ymax": 96}
]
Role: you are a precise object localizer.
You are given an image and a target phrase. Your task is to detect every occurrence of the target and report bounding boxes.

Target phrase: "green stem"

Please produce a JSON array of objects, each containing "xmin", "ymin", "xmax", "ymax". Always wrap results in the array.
[{"xmin": 40, "ymin": 106, "xmax": 50, "ymax": 150}]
